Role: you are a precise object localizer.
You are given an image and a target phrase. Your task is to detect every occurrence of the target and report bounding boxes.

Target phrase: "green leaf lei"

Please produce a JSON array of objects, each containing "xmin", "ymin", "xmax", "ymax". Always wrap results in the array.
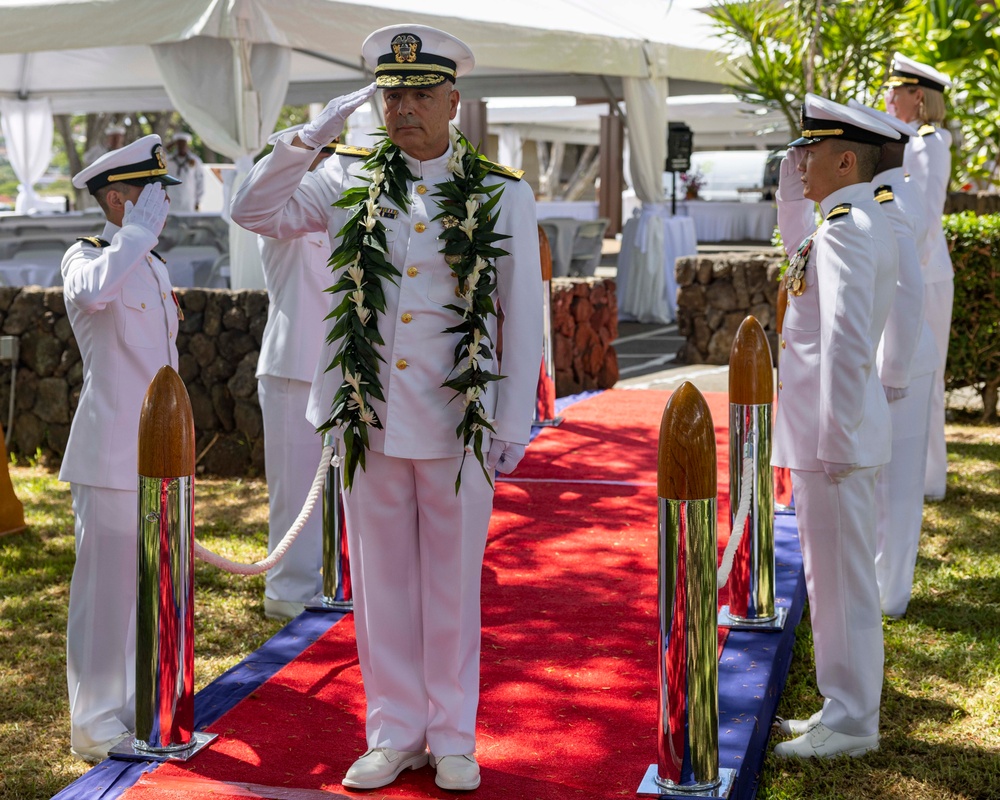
[{"xmin": 320, "ymin": 126, "xmax": 511, "ymax": 492}]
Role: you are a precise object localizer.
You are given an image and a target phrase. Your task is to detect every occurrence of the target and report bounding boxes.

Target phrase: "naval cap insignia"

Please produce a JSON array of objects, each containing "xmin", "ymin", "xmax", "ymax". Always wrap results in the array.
[{"xmin": 391, "ymin": 33, "xmax": 421, "ymax": 64}]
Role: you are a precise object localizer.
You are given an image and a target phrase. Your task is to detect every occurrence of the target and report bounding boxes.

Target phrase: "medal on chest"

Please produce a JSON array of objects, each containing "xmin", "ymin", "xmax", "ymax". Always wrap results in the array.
[{"xmin": 785, "ymin": 234, "xmax": 814, "ymax": 297}]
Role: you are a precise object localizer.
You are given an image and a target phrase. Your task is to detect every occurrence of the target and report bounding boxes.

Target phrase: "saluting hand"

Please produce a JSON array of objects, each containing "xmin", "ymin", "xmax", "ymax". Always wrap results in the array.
[
  {"xmin": 300, "ymin": 82, "xmax": 378, "ymax": 150},
  {"xmin": 122, "ymin": 183, "xmax": 169, "ymax": 239},
  {"xmin": 776, "ymin": 148, "xmax": 806, "ymax": 203}
]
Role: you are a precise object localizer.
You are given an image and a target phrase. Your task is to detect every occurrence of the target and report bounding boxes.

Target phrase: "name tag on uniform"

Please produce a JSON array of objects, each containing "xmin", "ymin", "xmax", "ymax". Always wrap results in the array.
[{"xmin": 378, "ymin": 207, "xmax": 398, "ymax": 219}]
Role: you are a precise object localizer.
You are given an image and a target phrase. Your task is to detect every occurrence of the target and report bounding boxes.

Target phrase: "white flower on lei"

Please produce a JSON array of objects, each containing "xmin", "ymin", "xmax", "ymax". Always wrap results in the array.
[{"xmin": 459, "ymin": 215, "xmax": 478, "ymax": 240}]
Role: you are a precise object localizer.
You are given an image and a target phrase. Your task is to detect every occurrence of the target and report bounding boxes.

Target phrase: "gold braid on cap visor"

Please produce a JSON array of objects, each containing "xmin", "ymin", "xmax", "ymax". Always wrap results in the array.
[{"xmin": 800, "ymin": 128, "xmax": 844, "ymax": 138}]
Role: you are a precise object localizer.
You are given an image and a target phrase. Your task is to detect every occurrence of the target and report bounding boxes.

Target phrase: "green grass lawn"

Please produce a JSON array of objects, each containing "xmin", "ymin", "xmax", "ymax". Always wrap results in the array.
[{"xmin": 1, "ymin": 424, "xmax": 998, "ymax": 800}]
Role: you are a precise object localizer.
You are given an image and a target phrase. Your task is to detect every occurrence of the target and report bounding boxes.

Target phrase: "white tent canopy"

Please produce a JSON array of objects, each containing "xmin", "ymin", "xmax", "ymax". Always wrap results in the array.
[{"xmin": 0, "ymin": 0, "xmax": 734, "ymax": 291}]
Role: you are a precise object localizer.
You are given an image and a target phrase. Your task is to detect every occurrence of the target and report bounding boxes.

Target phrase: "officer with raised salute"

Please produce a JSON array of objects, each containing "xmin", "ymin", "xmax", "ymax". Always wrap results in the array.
[
  {"xmin": 62, "ymin": 136, "xmax": 181, "ymax": 762},
  {"xmin": 848, "ymin": 99, "xmax": 939, "ymax": 620},
  {"xmin": 771, "ymin": 95, "xmax": 899, "ymax": 758},
  {"xmin": 884, "ymin": 54, "xmax": 955, "ymax": 502},
  {"xmin": 232, "ymin": 24, "xmax": 543, "ymax": 792}
]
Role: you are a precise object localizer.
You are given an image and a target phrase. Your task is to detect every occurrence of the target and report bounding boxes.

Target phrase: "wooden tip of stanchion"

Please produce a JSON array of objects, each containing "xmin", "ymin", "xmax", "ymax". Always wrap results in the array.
[
  {"xmin": 137, "ymin": 366, "xmax": 195, "ymax": 479},
  {"xmin": 657, "ymin": 381, "xmax": 716, "ymax": 500},
  {"xmin": 729, "ymin": 315, "xmax": 774, "ymax": 405},
  {"xmin": 537, "ymin": 224, "xmax": 553, "ymax": 283}
]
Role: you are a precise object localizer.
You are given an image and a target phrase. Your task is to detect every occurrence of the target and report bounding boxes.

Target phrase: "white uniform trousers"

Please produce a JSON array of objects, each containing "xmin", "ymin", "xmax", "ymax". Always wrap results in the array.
[
  {"xmin": 876, "ymin": 371, "xmax": 934, "ymax": 617},
  {"xmin": 923, "ymin": 278, "xmax": 954, "ymax": 499},
  {"xmin": 258, "ymin": 376, "xmax": 323, "ymax": 604},
  {"xmin": 67, "ymin": 484, "xmax": 137, "ymax": 753},
  {"xmin": 791, "ymin": 467, "xmax": 884, "ymax": 737},
  {"xmin": 343, "ymin": 450, "xmax": 494, "ymax": 757}
]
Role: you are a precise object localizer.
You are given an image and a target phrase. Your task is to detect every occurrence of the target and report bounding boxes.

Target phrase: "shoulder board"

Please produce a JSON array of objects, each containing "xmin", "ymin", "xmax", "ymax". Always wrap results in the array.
[
  {"xmin": 825, "ymin": 203, "xmax": 851, "ymax": 221},
  {"xmin": 918, "ymin": 124, "xmax": 936, "ymax": 137},
  {"xmin": 76, "ymin": 236, "xmax": 110, "ymax": 248},
  {"xmin": 873, "ymin": 185, "xmax": 894, "ymax": 204},
  {"xmin": 335, "ymin": 144, "xmax": 374, "ymax": 158},
  {"xmin": 481, "ymin": 158, "xmax": 524, "ymax": 181}
]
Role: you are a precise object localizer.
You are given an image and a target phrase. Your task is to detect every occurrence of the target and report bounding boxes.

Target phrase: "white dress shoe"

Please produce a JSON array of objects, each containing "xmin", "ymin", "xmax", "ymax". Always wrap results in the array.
[
  {"xmin": 264, "ymin": 598, "xmax": 306, "ymax": 620},
  {"xmin": 342, "ymin": 747, "xmax": 429, "ymax": 789},
  {"xmin": 773, "ymin": 709, "xmax": 822, "ymax": 736},
  {"xmin": 432, "ymin": 753, "xmax": 481, "ymax": 791},
  {"xmin": 773, "ymin": 723, "xmax": 879, "ymax": 759}
]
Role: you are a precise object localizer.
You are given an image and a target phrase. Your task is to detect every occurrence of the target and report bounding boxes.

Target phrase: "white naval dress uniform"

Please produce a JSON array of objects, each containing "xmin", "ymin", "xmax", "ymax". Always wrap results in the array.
[
  {"xmin": 60, "ymin": 221, "xmax": 180, "ymax": 755},
  {"xmin": 904, "ymin": 125, "xmax": 953, "ymax": 498},
  {"xmin": 871, "ymin": 170, "xmax": 937, "ymax": 617},
  {"xmin": 165, "ymin": 152, "xmax": 205, "ymax": 212},
  {"xmin": 773, "ymin": 181, "xmax": 898, "ymax": 737},
  {"xmin": 231, "ymin": 134, "xmax": 543, "ymax": 756},
  {"xmin": 256, "ymin": 229, "xmax": 331, "ymax": 605}
]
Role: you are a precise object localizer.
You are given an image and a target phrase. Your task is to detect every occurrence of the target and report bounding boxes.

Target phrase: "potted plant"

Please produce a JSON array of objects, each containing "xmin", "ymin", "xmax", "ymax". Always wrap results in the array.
[{"xmin": 681, "ymin": 168, "xmax": 705, "ymax": 200}]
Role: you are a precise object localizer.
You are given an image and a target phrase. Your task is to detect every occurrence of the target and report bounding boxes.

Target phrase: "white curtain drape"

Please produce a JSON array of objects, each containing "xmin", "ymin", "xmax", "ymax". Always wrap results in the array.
[
  {"xmin": 620, "ymin": 74, "xmax": 673, "ymax": 323},
  {"xmin": 153, "ymin": 36, "xmax": 289, "ymax": 289},
  {"xmin": 497, "ymin": 126, "xmax": 524, "ymax": 171},
  {"xmin": 0, "ymin": 97, "xmax": 54, "ymax": 214}
]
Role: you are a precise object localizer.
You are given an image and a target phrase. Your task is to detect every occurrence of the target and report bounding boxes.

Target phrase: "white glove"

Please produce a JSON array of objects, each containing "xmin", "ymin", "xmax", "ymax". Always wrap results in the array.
[
  {"xmin": 299, "ymin": 82, "xmax": 377, "ymax": 150},
  {"xmin": 821, "ymin": 460, "xmax": 858, "ymax": 484},
  {"xmin": 122, "ymin": 183, "xmax": 169, "ymax": 239},
  {"xmin": 486, "ymin": 439, "xmax": 526, "ymax": 475},
  {"xmin": 883, "ymin": 384, "xmax": 909, "ymax": 403},
  {"xmin": 775, "ymin": 148, "xmax": 806, "ymax": 203}
]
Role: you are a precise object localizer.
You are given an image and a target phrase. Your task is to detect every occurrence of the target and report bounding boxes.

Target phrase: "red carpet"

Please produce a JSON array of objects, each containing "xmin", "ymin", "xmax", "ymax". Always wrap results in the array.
[{"xmin": 121, "ymin": 389, "xmax": 734, "ymax": 800}]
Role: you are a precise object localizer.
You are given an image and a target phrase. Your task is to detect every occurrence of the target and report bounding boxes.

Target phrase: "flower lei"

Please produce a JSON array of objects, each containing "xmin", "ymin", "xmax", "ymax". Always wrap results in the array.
[{"xmin": 320, "ymin": 126, "xmax": 511, "ymax": 492}]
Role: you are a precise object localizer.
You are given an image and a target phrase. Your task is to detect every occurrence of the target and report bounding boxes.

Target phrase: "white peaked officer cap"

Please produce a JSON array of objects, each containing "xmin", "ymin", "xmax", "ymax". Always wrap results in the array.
[
  {"xmin": 788, "ymin": 93, "xmax": 901, "ymax": 148},
  {"xmin": 171, "ymin": 131, "xmax": 193, "ymax": 144},
  {"xmin": 105, "ymin": 123, "xmax": 126, "ymax": 135},
  {"xmin": 72, "ymin": 134, "xmax": 182, "ymax": 194},
  {"xmin": 846, "ymin": 99, "xmax": 921, "ymax": 142},
  {"xmin": 267, "ymin": 123, "xmax": 339, "ymax": 152},
  {"xmin": 886, "ymin": 53, "xmax": 952, "ymax": 92},
  {"xmin": 362, "ymin": 24, "xmax": 475, "ymax": 88}
]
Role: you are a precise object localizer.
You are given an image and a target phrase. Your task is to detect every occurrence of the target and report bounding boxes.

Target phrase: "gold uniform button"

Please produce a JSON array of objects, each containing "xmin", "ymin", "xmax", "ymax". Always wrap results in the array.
[
  {"xmin": 416, "ymin": 184, "xmax": 427, "ymax": 195},
  {"xmin": 781, "ymin": 340, "xmax": 786, "ymax": 349},
  {"xmin": 401, "ymin": 313, "xmax": 413, "ymax": 323},
  {"xmin": 407, "ymin": 267, "xmax": 418, "ymax": 278},
  {"xmin": 414, "ymin": 222, "xmax": 426, "ymax": 233},
  {"xmin": 778, "ymin": 381, "xmax": 783, "ymax": 390},
  {"xmin": 169, "ymin": 331, "xmax": 174, "ymax": 339},
  {"xmin": 455, "ymin": 286, "xmax": 463, "ymax": 297},
  {"xmin": 162, "ymin": 292, "xmax": 167, "ymax": 299},
  {"xmin": 396, "ymin": 359, "xmax": 408, "ymax": 370},
  {"xmin": 141, "ymin": 302, "xmax": 146, "ymax": 309}
]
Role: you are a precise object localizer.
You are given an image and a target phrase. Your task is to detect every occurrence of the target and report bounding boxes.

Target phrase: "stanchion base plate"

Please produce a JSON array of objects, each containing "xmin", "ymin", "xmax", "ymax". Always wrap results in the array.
[
  {"xmin": 532, "ymin": 415, "xmax": 564, "ymax": 428},
  {"xmin": 305, "ymin": 592, "xmax": 353, "ymax": 613},
  {"xmin": 108, "ymin": 731, "xmax": 217, "ymax": 763},
  {"xmin": 637, "ymin": 765, "xmax": 736, "ymax": 798},
  {"xmin": 718, "ymin": 604, "xmax": 788, "ymax": 633}
]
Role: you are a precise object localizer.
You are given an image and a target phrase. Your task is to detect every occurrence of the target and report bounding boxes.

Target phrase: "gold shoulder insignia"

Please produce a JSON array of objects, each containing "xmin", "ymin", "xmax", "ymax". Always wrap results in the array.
[
  {"xmin": 481, "ymin": 158, "xmax": 524, "ymax": 181},
  {"xmin": 335, "ymin": 144, "xmax": 374, "ymax": 158},
  {"xmin": 874, "ymin": 185, "xmax": 894, "ymax": 204},
  {"xmin": 918, "ymin": 123, "xmax": 936, "ymax": 137},
  {"xmin": 825, "ymin": 203, "xmax": 851, "ymax": 221},
  {"xmin": 76, "ymin": 236, "xmax": 110, "ymax": 248}
]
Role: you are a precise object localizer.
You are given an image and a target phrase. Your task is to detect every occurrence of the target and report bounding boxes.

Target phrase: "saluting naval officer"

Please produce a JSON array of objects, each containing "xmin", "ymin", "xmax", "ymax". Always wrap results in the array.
[
  {"xmin": 256, "ymin": 128, "xmax": 338, "ymax": 620},
  {"xmin": 771, "ymin": 95, "xmax": 899, "ymax": 758},
  {"xmin": 883, "ymin": 54, "xmax": 955, "ymax": 502},
  {"xmin": 61, "ymin": 135, "xmax": 181, "ymax": 762},
  {"xmin": 231, "ymin": 24, "xmax": 543, "ymax": 791},
  {"xmin": 848, "ymin": 100, "xmax": 939, "ymax": 619}
]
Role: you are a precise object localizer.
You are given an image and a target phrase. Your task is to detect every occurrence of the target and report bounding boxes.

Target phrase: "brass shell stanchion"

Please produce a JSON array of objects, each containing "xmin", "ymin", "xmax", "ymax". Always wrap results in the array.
[
  {"xmin": 110, "ymin": 366, "xmax": 216, "ymax": 762},
  {"xmin": 719, "ymin": 316, "xmax": 786, "ymax": 632},
  {"xmin": 533, "ymin": 225, "xmax": 562, "ymax": 427},
  {"xmin": 638, "ymin": 382, "xmax": 735, "ymax": 798},
  {"xmin": 309, "ymin": 433, "xmax": 352, "ymax": 612},
  {"xmin": 0, "ymin": 420, "xmax": 26, "ymax": 537}
]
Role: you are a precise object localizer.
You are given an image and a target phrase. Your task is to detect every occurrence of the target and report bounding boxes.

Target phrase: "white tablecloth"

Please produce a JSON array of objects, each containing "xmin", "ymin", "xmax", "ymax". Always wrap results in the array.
[
  {"xmin": 536, "ymin": 201, "xmax": 599, "ymax": 221},
  {"xmin": 0, "ymin": 259, "xmax": 62, "ymax": 287},
  {"xmin": 616, "ymin": 209, "xmax": 698, "ymax": 324},
  {"xmin": 680, "ymin": 201, "xmax": 777, "ymax": 242}
]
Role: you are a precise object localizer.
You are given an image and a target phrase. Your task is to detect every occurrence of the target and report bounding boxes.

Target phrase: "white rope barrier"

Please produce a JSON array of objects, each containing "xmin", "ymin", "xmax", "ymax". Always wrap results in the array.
[
  {"xmin": 193, "ymin": 445, "xmax": 336, "ymax": 575},
  {"xmin": 716, "ymin": 451, "xmax": 755, "ymax": 590}
]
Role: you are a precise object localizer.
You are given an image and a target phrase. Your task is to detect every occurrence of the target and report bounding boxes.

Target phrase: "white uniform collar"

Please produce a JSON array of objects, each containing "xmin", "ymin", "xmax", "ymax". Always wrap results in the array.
[
  {"xmin": 399, "ymin": 142, "xmax": 454, "ymax": 179},
  {"xmin": 819, "ymin": 181, "xmax": 871, "ymax": 217}
]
